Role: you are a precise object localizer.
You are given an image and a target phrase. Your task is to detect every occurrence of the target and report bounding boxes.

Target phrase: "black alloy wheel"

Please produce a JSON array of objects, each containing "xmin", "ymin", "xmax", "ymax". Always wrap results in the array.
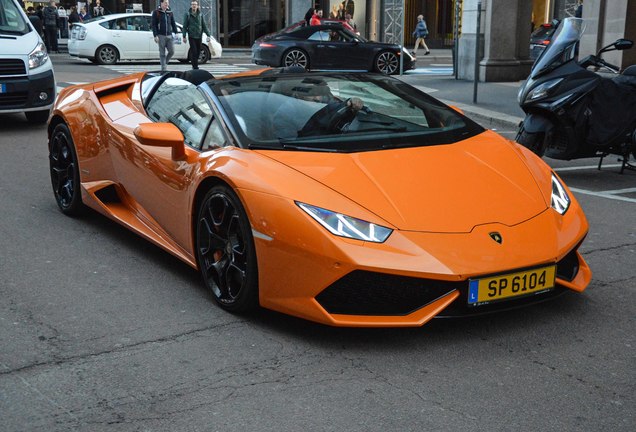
[
  {"xmin": 196, "ymin": 185, "xmax": 258, "ymax": 312},
  {"xmin": 282, "ymin": 49, "xmax": 309, "ymax": 69},
  {"xmin": 49, "ymin": 123, "xmax": 84, "ymax": 216},
  {"xmin": 375, "ymin": 51, "xmax": 399, "ymax": 75}
]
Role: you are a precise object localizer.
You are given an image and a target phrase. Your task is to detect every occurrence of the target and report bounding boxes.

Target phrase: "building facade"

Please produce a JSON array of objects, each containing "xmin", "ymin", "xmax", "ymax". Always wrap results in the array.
[{"xmin": 49, "ymin": 0, "xmax": 634, "ymax": 81}]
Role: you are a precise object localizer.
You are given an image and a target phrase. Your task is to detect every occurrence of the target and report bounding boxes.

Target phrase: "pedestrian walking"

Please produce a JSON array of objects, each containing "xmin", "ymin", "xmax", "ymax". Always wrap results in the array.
[
  {"xmin": 151, "ymin": 0, "xmax": 178, "ymax": 73},
  {"xmin": 310, "ymin": 9, "xmax": 323, "ymax": 26},
  {"xmin": 304, "ymin": 8, "xmax": 314, "ymax": 26},
  {"xmin": 42, "ymin": 1, "xmax": 59, "ymax": 53},
  {"xmin": 411, "ymin": 14, "xmax": 430, "ymax": 58},
  {"xmin": 182, "ymin": 1, "xmax": 210, "ymax": 70}
]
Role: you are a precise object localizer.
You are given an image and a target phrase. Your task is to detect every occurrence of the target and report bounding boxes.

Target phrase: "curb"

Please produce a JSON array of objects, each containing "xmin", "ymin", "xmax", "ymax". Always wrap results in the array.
[{"xmin": 440, "ymin": 99, "xmax": 523, "ymax": 131}]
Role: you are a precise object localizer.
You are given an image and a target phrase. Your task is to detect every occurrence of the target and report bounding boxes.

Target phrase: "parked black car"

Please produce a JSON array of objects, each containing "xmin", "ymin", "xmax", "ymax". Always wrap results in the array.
[
  {"xmin": 530, "ymin": 21, "xmax": 559, "ymax": 60},
  {"xmin": 251, "ymin": 22, "xmax": 415, "ymax": 75}
]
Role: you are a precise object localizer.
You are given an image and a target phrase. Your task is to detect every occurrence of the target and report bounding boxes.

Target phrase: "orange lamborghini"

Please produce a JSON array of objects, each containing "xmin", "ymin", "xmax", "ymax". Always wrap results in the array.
[{"xmin": 48, "ymin": 68, "xmax": 591, "ymax": 327}]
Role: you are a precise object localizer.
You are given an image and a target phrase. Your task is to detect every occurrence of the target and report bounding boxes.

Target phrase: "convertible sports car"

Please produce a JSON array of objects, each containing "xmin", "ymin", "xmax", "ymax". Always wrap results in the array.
[
  {"xmin": 252, "ymin": 22, "xmax": 414, "ymax": 75},
  {"xmin": 48, "ymin": 68, "xmax": 591, "ymax": 327}
]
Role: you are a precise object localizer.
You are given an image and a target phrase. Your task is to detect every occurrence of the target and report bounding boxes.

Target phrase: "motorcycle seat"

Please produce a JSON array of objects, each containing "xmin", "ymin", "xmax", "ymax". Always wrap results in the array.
[{"xmin": 623, "ymin": 65, "xmax": 636, "ymax": 76}]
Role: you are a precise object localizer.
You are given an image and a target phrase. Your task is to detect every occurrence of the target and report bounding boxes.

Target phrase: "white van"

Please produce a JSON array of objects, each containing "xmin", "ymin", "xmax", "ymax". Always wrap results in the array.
[{"xmin": 0, "ymin": 0, "xmax": 56, "ymax": 123}]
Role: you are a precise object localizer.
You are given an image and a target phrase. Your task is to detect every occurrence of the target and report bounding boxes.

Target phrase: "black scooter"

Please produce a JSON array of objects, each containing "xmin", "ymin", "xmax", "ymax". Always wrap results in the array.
[{"xmin": 517, "ymin": 18, "xmax": 636, "ymax": 173}]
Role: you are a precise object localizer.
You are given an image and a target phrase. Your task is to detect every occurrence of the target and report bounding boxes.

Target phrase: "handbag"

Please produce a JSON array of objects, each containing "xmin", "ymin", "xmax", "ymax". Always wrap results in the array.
[{"xmin": 207, "ymin": 37, "xmax": 222, "ymax": 58}]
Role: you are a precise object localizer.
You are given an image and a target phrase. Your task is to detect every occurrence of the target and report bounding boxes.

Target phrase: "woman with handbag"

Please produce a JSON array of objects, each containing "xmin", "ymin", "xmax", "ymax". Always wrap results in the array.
[
  {"xmin": 182, "ymin": 0, "xmax": 210, "ymax": 69},
  {"xmin": 411, "ymin": 14, "xmax": 430, "ymax": 58}
]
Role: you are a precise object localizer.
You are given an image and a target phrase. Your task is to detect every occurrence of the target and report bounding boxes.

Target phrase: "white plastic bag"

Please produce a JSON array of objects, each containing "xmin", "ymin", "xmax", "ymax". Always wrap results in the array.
[{"xmin": 207, "ymin": 35, "xmax": 222, "ymax": 58}]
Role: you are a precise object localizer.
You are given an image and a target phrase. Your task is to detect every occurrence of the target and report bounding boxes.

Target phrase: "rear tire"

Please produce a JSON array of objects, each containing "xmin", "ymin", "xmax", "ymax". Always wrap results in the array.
[{"xmin": 95, "ymin": 45, "xmax": 118, "ymax": 65}]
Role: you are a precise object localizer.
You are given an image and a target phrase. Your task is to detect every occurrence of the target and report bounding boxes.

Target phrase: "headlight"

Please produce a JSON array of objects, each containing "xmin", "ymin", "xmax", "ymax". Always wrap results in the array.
[
  {"xmin": 297, "ymin": 202, "xmax": 393, "ymax": 243},
  {"xmin": 29, "ymin": 42, "xmax": 49, "ymax": 69},
  {"xmin": 525, "ymin": 78, "xmax": 563, "ymax": 102},
  {"xmin": 551, "ymin": 174, "xmax": 570, "ymax": 215}
]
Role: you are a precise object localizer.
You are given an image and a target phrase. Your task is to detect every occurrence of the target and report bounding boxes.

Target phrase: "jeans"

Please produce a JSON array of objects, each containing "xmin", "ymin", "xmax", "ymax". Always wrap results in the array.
[
  {"xmin": 44, "ymin": 25, "xmax": 58, "ymax": 52},
  {"xmin": 157, "ymin": 34, "xmax": 174, "ymax": 71},
  {"xmin": 188, "ymin": 37, "xmax": 202, "ymax": 69}
]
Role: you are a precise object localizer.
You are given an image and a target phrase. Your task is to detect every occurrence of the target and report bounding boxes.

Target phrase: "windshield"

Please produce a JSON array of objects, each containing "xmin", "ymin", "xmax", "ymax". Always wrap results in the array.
[
  {"xmin": 0, "ymin": 0, "xmax": 30, "ymax": 36},
  {"xmin": 212, "ymin": 74, "xmax": 483, "ymax": 152},
  {"xmin": 531, "ymin": 17, "xmax": 585, "ymax": 78}
]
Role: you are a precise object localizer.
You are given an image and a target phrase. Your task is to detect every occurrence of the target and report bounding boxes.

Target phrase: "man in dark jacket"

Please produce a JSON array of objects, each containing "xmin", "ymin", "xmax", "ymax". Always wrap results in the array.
[
  {"xmin": 27, "ymin": 7, "xmax": 44, "ymax": 38},
  {"xmin": 42, "ymin": 1, "xmax": 59, "ymax": 53},
  {"xmin": 182, "ymin": 1, "xmax": 210, "ymax": 69},
  {"xmin": 151, "ymin": 0, "xmax": 178, "ymax": 72}
]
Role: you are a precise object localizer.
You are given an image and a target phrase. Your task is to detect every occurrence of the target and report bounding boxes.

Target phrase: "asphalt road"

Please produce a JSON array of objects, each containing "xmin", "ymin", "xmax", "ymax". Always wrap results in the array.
[{"xmin": 0, "ymin": 54, "xmax": 634, "ymax": 432}]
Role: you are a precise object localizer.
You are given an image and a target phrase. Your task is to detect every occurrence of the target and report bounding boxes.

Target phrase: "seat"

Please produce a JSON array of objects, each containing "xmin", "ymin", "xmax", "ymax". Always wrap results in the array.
[
  {"xmin": 182, "ymin": 69, "xmax": 214, "ymax": 86},
  {"xmin": 622, "ymin": 65, "xmax": 636, "ymax": 76}
]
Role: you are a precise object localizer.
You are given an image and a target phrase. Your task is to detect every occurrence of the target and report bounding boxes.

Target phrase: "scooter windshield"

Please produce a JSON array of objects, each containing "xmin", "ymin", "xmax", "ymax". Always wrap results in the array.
[{"xmin": 531, "ymin": 17, "xmax": 586, "ymax": 79}]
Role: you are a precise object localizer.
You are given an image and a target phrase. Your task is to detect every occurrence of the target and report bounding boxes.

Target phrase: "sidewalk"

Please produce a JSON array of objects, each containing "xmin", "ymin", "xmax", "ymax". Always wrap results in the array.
[{"xmin": 399, "ymin": 48, "xmax": 525, "ymax": 130}]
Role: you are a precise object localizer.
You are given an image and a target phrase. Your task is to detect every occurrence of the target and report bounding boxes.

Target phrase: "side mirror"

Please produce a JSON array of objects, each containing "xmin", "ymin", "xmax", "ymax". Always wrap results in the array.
[
  {"xmin": 614, "ymin": 39, "xmax": 633, "ymax": 51},
  {"xmin": 134, "ymin": 122, "xmax": 185, "ymax": 160},
  {"xmin": 598, "ymin": 39, "xmax": 634, "ymax": 55}
]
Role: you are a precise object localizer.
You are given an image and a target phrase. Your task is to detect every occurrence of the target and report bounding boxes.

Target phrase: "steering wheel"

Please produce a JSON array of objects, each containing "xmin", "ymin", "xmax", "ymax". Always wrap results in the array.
[{"xmin": 299, "ymin": 98, "xmax": 359, "ymax": 136}]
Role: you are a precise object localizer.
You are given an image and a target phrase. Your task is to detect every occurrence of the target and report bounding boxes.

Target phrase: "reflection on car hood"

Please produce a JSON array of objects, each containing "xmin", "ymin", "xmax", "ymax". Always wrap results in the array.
[{"xmin": 258, "ymin": 132, "xmax": 548, "ymax": 232}]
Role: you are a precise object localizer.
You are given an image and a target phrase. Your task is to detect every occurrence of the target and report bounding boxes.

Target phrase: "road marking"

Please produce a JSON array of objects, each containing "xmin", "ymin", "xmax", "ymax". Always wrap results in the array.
[
  {"xmin": 569, "ymin": 187, "xmax": 636, "ymax": 203},
  {"xmin": 554, "ymin": 164, "xmax": 623, "ymax": 172},
  {"xmin": 412, "ymin": 85, "xmax": 439, "ymax": 93},
  {"xmin": 406, "ymin": 67, "xmax": 454, "ymax": 75},
  {"xmin": 99, "ymin": 63, "xmax": 256, "ymax": 76}
]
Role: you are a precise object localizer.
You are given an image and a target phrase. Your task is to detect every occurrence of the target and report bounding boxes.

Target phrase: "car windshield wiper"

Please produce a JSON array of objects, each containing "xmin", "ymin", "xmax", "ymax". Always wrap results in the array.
[
  {"xmin": 280, "ymin": 143, "xmax": 339, "ymax": 152},
  {"xmin": 355, "ymin": 126, "xmax": 408, "ymax": 133}
]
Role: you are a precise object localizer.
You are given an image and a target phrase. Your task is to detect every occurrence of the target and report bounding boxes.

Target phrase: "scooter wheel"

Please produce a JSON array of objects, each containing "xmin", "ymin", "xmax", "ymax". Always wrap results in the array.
[{"xmin": 517, "ymin": 128, "xmax": 547, "ymax": 157}]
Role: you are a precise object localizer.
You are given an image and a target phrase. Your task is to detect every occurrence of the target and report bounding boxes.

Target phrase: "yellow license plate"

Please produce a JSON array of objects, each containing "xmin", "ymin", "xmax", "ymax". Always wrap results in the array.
[{"xmin": 468, "ymin": 265, "xmax": 556, "ymax": 305}]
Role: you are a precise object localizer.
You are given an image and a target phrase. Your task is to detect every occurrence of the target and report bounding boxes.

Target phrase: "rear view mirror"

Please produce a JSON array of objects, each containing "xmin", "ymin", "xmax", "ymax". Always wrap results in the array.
[
  {"xmin": 614, "ymin": 39, "xmax": 633, "ymax": 50},
  {"xmin": 134, "ymin": 122, "xmax": 185, "ymax": 160}
]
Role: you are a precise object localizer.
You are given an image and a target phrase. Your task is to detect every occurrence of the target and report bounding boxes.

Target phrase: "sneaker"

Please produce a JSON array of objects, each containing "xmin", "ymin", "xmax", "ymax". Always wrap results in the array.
[{"xmin": 425, "ymin": 51, "xmax": 430, "ymax": 55}]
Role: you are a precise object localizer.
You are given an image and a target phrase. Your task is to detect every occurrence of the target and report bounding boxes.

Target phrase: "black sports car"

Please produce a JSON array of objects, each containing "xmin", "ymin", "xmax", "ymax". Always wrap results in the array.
[{"xmin": 251, "ymin": 22, "xmax": 415, "ymax": 75}]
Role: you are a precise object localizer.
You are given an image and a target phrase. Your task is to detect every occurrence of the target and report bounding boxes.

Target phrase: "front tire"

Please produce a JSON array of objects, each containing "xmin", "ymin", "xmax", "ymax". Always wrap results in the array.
[
  {"xmin": 49, "ymin": 123, "xmax": 84, "ymax": 216},
  {"xmin": 198, "ymin": 46, "xmax": 210, "ymax": 64},
  {"xmin": 516, "ymin": 127, "xmax": 547, "ymax": 157},
  {"xmin": 375, "ymin": 51, "xmax": 399, "ymax": 75},
  {"xmin": 282, "ymin": 49, "xmax": 309, "ymax": 69},
  {"xmin": 95, "ymin": 45, "xmax": 118, "ymax": 65},
  {"xmin": 196, "ymin": 185, "xmax": 258, "ymax": 312}
]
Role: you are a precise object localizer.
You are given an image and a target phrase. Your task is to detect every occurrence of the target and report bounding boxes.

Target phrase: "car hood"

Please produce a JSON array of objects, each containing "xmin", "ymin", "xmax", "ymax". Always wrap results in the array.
[
  {"xmin": 258, "ymin": 132, "xmax": 549, "ymax": 233},
  {"xmin": 0, "ymin": 30, "xmax": 39, "ymax": 56}
]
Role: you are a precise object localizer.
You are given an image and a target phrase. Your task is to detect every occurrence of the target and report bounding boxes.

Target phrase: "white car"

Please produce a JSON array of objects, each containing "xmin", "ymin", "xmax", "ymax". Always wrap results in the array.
[{"xmin": 68, "ymin": 12, "xmax": 222, "ymax": 65}]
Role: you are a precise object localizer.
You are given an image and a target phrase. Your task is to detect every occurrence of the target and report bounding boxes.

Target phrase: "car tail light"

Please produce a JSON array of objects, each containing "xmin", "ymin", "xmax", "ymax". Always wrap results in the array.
[
  {"xmin": 77, "ymin": 27, "xmax": 87, "ymax": 40},
  {"xmin": 541, "ymin": 40, "xmax": 550, "ymax": 45},
  {"xmin": 259, "ymin": 42, "xmax": 276, "ymax": 48}
]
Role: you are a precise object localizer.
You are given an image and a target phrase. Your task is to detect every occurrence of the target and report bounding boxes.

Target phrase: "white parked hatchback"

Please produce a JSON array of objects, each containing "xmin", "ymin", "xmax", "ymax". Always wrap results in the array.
[{"xmin": 68, "ymin": 12, "xmax": 222, "ymax": 65}]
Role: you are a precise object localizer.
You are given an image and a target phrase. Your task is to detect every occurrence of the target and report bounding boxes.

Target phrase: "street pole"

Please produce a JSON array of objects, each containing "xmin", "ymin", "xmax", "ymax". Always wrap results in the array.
[
  {"xmin": 399, "ymin": 1, "xmax": 405, "ymax": 75},
  {"xmin": 472, "ymin": 1, "xmax": 481, "ymax": 103},
  {"xmin": 454, "ymin": 0, "xmax": 460, "ymax": 80}
]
